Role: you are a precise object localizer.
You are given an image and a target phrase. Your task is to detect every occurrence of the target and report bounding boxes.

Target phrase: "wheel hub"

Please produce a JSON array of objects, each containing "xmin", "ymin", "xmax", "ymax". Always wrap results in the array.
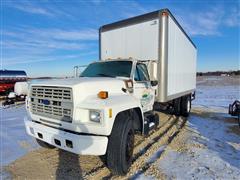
[{"xmin": 187, "ymin": 99, "xmax": 191, "ymax": 112}]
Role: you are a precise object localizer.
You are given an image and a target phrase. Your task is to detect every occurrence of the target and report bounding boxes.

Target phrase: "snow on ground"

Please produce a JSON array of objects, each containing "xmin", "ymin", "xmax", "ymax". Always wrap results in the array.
[
  {"xmin": 0, "ymin": 105, "xmax": 38, "ymax": 166},
  {"xmin": 193, "ymin": 76, "xmax": 240, "ymax": 111}
]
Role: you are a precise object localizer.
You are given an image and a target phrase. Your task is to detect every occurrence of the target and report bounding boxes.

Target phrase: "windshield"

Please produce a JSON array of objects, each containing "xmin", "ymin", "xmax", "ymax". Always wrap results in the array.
[{"xmin": 80, "ymin": 61, "xmax": 132, "ymax": 78}]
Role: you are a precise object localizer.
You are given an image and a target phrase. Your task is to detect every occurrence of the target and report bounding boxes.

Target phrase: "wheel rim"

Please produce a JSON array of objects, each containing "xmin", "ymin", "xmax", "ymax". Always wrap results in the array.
[
  {"xmin": 126, "ymin": 129, "xmax": 134, "ymax": 163},
  {"xmin": 187, "ymin": 99, "xmax": 191, "ymax": 112}
]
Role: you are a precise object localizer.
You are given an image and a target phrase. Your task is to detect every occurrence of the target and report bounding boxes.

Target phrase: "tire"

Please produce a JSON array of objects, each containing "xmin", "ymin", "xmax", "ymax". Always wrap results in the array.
[
  {"xmin": 181, "ymin": 95, "xmax": 191, "ymax": 117},
  {"xmin": 154, "ymin": 113, "xmax": 159, "ymax": 129},
  {"xmin": 173, "ymin": 98, "xmax": 181, "ymax": 116},
  {"xmin": 106, "ymin": 112, "xmax": 134, "ymax": 175},
  {"xmin": 36, "ymin": 139, "xmax": 55, "ymax": 149}
]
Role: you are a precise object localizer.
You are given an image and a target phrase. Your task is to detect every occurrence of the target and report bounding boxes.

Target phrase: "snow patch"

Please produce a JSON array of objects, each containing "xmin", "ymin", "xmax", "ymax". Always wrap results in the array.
[
  {"xmin": 0, "ymin": 105, "xmax": 39, "ymax": 166},
  {"xmin": 147, "ymin": 145, "xmax": 166, "ymax": 164}
]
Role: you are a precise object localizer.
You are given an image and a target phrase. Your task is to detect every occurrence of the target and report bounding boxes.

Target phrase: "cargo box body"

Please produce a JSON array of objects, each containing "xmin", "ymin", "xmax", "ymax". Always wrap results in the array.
[{"xmin": 99, "ymin": 9, "xmax": 197, "ymax": 103}]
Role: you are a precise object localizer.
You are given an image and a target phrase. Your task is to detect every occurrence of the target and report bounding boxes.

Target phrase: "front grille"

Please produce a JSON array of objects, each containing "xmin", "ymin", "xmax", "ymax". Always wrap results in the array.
[
  {"xmin": 30, "ymin": 86, "xmax": 73, "ymax": 123},
  {"xmin": 31, "ymin": 86, "xmax": 72, "ymax": 100}
]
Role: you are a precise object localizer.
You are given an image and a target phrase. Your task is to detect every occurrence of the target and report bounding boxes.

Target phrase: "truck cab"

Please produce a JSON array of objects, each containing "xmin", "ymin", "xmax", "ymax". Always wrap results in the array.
[{"xmin": 25, "ymin": 59, "xmax": 160, "ymax": 175}]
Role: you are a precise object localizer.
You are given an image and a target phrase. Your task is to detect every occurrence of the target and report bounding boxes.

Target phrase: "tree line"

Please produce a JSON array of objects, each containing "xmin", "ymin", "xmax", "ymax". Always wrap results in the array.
[{"xmin": 197, "ymin": 70, "xmax": 240, "ymax": 76}]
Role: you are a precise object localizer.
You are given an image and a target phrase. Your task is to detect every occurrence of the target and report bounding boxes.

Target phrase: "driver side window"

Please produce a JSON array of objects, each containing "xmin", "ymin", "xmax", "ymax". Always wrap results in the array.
[{"xmin": 134, "ymin": 63, "xmax": 150, "ymax": 82}]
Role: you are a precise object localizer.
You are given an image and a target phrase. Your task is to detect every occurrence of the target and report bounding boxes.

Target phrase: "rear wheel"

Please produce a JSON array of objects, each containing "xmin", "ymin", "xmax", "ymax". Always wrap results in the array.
[
  {"xmin": 173, "ymin": 98, "xmax": 181, "ymax": 116},
  {"xmin": 181, "ymin": 95, "xmax": 191, "ymax": 117},
  {"xmin": 106, "ymin": 112, "xmax": 134, "ymax": 175},
  {"xmin": 36, "ymin": 139, "xmax": 55, "ymax": 149}
]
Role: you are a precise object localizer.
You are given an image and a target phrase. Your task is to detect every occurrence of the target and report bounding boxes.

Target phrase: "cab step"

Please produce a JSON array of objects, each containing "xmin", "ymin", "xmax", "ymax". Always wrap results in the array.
[{"xmin": 143, "ymin": 112, "xmax": 159, "ymax": 136}]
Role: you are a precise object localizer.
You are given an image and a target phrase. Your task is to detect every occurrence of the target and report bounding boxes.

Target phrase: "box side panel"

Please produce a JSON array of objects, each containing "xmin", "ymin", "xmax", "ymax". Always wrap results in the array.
[
  {"xmin": 100, "ymin": 19, "xmax": 159, "ymax": 60},
  {"xmin": 167, "ymin": 16, "xmax": 197, "ymax": 98}
]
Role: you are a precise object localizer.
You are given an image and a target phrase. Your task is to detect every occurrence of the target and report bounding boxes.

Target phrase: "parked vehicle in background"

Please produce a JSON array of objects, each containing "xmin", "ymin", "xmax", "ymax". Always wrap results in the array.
[
  {"xmin": 0, "ymin": 70, "xmax": 27, "ymax": 95},
  {"xmin": 3, "ymin": 81, "xmax": 28, "ymax": 106},
  {"xmin": 24, "ymin": 9, "xmax": 197, "ymax": 175}
]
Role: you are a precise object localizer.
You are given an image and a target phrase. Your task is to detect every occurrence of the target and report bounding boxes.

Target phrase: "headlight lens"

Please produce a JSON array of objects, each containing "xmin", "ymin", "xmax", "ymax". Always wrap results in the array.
[{"xmin": 89, "ymin": 110, "xmax": 101, "ymax": 122}]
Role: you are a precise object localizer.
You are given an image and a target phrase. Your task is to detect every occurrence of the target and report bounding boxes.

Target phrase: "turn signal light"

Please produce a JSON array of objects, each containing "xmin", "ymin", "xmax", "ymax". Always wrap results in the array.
[{"xmin": 98, "ymin": 91, "xmax": 108, "ymax": 99}]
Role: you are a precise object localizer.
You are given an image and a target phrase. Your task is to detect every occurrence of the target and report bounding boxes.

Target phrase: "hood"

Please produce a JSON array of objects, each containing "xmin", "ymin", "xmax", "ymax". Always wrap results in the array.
[
  {"xmin": 30, "ymin": 77, "xmax": 126, "ymax": 87},
  {"xmin": 29, "ymin": 77, "xmax": 127, "ymax": 102}
]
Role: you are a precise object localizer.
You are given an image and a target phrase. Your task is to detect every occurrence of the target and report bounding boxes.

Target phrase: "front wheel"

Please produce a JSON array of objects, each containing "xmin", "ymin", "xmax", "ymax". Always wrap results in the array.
[{"xmin": 106, "ymin": 112, "xmax": 134, "ymax": 175}]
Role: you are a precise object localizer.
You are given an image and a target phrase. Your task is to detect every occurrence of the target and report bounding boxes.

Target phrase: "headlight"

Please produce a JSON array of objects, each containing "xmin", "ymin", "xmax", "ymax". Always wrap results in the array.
[{"xmin": 89, "ymin": 110, "xmax": 101, "ymax": 123}]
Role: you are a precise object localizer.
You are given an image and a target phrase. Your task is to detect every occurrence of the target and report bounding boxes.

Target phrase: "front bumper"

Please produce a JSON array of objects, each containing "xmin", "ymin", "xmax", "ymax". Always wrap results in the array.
[{"xmin": 24, "ymin": 118, "xmax": 108, "ymax": 155}]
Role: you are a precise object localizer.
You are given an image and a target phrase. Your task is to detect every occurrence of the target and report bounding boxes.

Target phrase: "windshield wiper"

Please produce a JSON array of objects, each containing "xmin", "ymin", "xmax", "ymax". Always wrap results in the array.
[{"xmin": 96, "ymin": 73, "xmax": 115, "ymax": 78}]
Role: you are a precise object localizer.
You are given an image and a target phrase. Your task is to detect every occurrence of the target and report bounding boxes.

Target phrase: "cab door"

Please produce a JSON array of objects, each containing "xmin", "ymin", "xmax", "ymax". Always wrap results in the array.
[{"xmin": 133, "ymin": 63, "xmax": 155, "ymax": 112}]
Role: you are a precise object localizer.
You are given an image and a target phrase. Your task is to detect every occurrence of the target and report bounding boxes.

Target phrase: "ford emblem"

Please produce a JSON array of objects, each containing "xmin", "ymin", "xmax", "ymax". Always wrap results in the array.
[{"xmin": 42, "ymin": 99, "xmax": 50, "ymax": 105}]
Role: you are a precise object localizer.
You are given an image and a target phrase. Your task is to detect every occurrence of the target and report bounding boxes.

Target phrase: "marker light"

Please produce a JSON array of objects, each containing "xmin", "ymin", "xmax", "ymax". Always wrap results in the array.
[
  {"xmin": 98, "ymin": 91, "xmax": 108, "ymax": 99},
  {"xmin": 109, "ymin": 108, "xmax": 112, "ymax": 118},
  {"xmin": 162, "ymin": 11, "xmax": 168, "ymax": 16}
]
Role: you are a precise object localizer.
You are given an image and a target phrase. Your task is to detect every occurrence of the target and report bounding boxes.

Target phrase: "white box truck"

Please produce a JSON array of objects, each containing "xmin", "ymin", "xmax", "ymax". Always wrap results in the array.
[{"xmin": 24, "ymin": 9, "xmax": 197, "ymax": 175}]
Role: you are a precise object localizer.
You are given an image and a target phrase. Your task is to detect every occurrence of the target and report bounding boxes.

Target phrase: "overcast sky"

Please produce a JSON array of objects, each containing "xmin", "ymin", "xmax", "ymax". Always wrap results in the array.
[{"xmin": 1, "ymin": 0, "xmax": 239, "ymax": 77}]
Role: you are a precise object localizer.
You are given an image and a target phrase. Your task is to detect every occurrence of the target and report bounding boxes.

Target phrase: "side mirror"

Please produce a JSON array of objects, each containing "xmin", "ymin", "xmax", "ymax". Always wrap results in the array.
[{"xmin": 150, "ymin": 80, "xmax": 158, "ymax": 86}]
